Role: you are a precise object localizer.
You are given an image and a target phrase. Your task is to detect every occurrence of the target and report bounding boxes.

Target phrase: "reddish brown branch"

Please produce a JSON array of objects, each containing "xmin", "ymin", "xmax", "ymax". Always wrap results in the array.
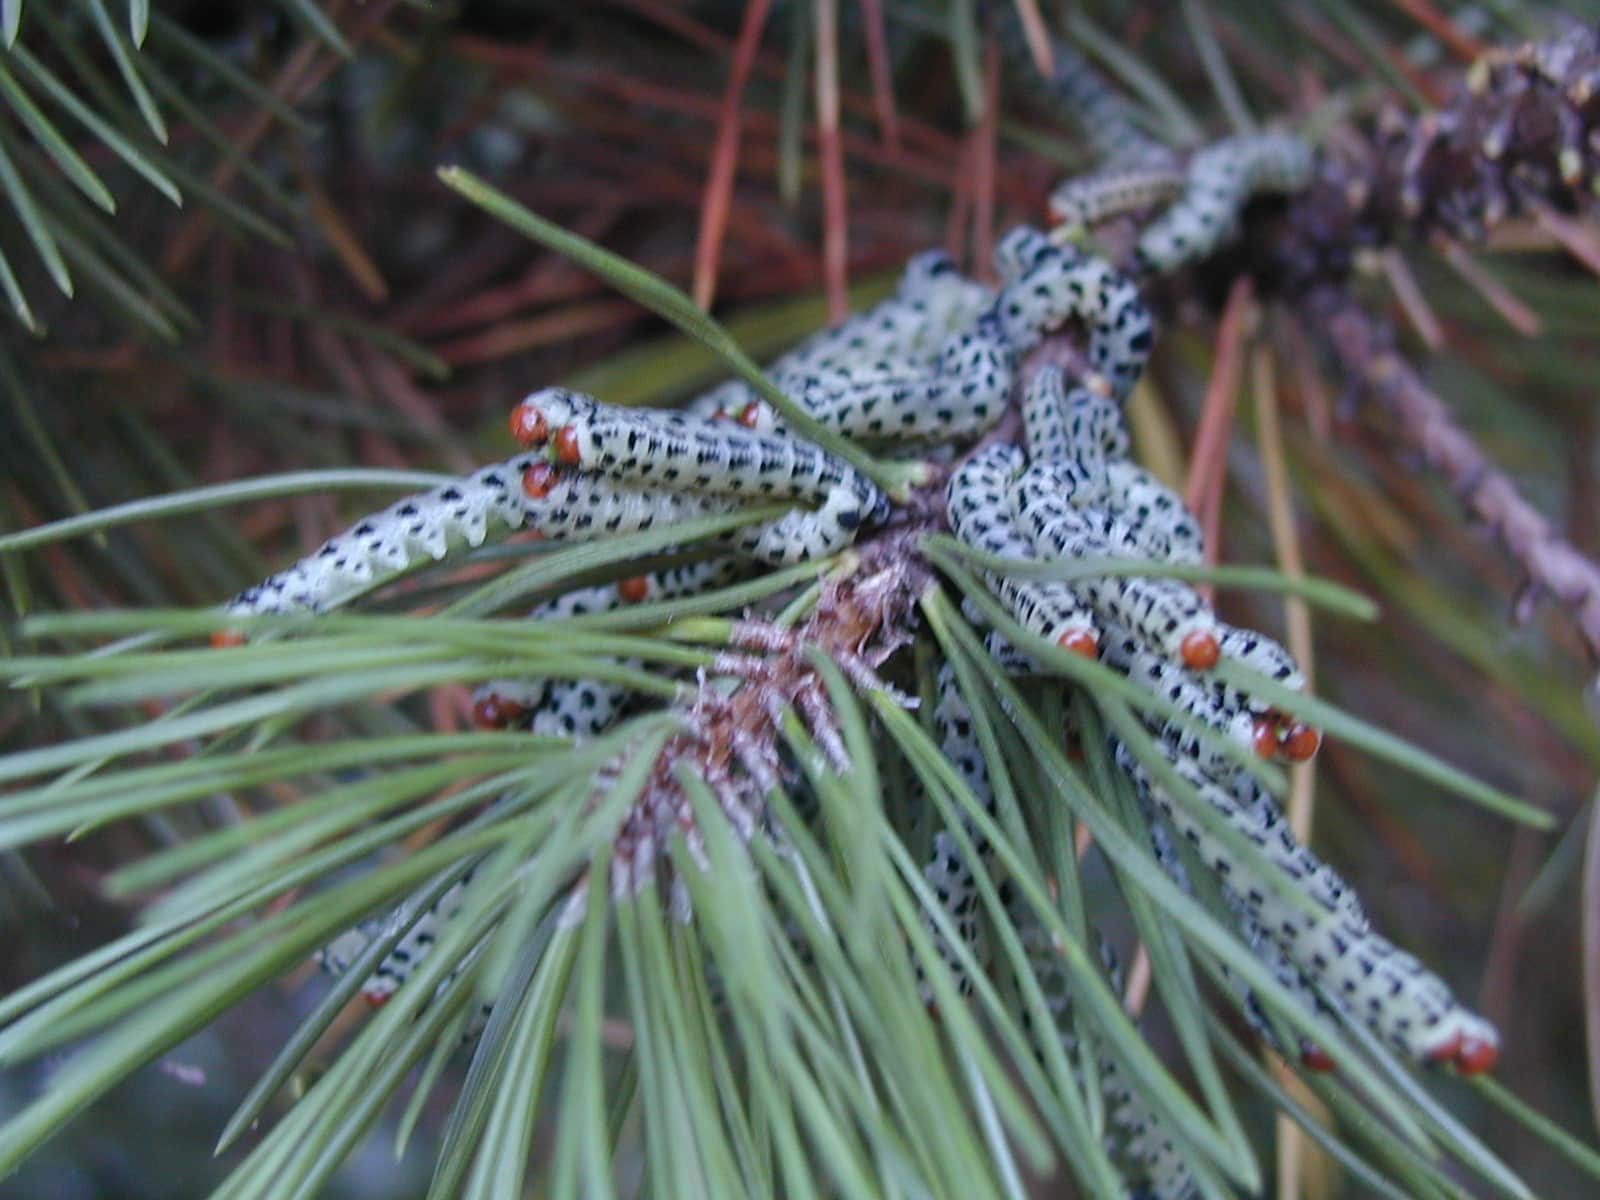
[{"xmin": 1305, "ymin": 284, "xmax": 1600, "ymax": 667}]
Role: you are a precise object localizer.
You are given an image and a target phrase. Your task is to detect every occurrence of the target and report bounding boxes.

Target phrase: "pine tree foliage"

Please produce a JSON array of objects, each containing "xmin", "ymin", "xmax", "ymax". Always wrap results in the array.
[{"xmin": 3, "ymin": 3, "xmax": 1600, "ymax": 1198}]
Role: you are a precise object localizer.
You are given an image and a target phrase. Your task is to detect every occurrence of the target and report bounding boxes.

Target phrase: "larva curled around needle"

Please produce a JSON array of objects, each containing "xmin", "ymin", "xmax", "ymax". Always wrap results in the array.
[
  {"xmin": 1020, "ymin": 367, "xmax": 1204, "ymax": 565},
  {"xmin": 920, "ymin": 661, "xmax": 996, "ymax": 997},
  {"xmin": 1145, "ymin": 817, "xmax": 1338, "ymax": 1072},
  {"xmin": 922, "ymin": 663, "xmax": 1202, "ymax": 1200},
  {"xmin": 1019, "ymin": 364, "xmax": 1121, "ymax": 497},
  {"xmin": 216, "ymin": 455, "xmax": 740, "ymax": 629},
  {"xmin": 216, "ymin": 450, "xmax": 864, "ymax": 637}
]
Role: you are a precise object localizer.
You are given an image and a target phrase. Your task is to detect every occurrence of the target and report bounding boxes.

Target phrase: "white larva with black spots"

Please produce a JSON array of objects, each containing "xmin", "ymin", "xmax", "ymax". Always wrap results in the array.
[
  {"xmin": 475, "ymin": 560, "xmax": 746, "ymax": 738},
  {"xmin": 317, "ymin": 872, "xmax": 473, "ymax": 1007},
  {"xmin": 921, "ymin": 661, "xmax": 993, "ymax": 995},
  {"xmin": 1100, "ymin": 623, "xmax": 1261, "ymax": 776},
  {"xmin": 947, "ymin": 444, "xmax": 1100, "ymax": 656},
  {"xmin": 725, "ymin": 315, "xmax": 1014, "ymax": 446},
  {"xmin": 1116, "ymin": 742, "xmax": 1499, "ymax": 1072},
  {"xmin": 1144, "ymin": 816, "xmax": 1337, "ymax": 1071},
  {"xmin": 1012, "ymin": 460, "xmax": 1220, "ymax": 669},
  {"xmin": 223, "ymin": 453, "xmax": 864, "ymax": 629},
  {"xmin": 530, "ymin": 680, "xmax": 629, "ymax": 741},
  {"xmin": 1105, "ymin": 461, "xmax": 1204, "ymax": 566},
  {"xmin": 1003, "ymin": 892, "xmax": 1195, "ymax": 1200},
  {"xmin": 690, "ymin": 249, "xmax": 996, "ymax": 423},
  {"xmin": 921, "ymin": 658, "xmax": 1198, "ymax": 1200},
  {"xmin": 1135, "ymin": 133, "xmax": 1316, "ymax": 274},
  {"xmin": 992, "ymin": 228, "xmax": 1154, "ymax": 402},
  {"xmin": 1020, "ymin": 364, "xmax": 1129, "ymax": 472},
  {"xmin": 222, "ymin": 458, "xmax": 532, "ymax": 619},
  {"xmin": 1049, "ymin": 160, "xmax": 1187, "ymax": 231},
  {"xmin": 1001, "ymin": 19, "xmax": 1176, "ymax": 171},
  {"xmin": 1210, "ymin": 623, "xmax": 1305, "ymax": 712},
  {"xmin": 1017, "ymin": 367, "xmax": 1200, "ymax": 566},
  {"xmin": 512, "ymin": 389, "xmax": 889, "ymax": 561}
]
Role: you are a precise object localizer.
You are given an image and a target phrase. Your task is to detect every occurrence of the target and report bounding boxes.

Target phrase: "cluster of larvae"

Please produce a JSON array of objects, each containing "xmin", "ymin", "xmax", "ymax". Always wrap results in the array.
[{"xmin": 216, "ymin": 143, "xmax": 1496, "ymax": 1195}]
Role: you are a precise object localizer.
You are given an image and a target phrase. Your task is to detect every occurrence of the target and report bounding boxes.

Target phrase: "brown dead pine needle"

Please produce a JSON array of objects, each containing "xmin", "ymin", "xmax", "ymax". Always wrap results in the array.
[
  {"xmin": 1185, "ymin": 276, "xmax": 1255, "ymax": 603},
  {"xmin": 691, "ymin": 0, "xmax": 775, "ymax": 311},
  {"xmin": 858, "ymin": 0, "xmax": 901, "ymax": 152},
  {"xmin": 814, "ymin": 0, "xmax": 849, "ymax": 323}
]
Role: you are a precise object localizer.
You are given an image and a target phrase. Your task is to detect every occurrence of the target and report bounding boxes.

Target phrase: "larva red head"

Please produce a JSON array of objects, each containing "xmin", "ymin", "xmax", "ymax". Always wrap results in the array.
[
  {"xmin": 1179, "ymin": 630, "xmax": 1220, "ymax": 670},
  {"xmin": 1057, "ymin": 628, "xmax": 1099, "ymax": 658},
  {"xmin": 1299, "ymin": 1044, "xmax": 1336, "ymax": 1073},
  {"xmin": 1282, "ymin": 722, "xmax": 1322, "ymax": 762},
  {"xmin": 509, "ymin": 404, "xmax": 548, "ymax": 448},
  {"xmin": 617, "ymin": 575, "xmax": 651, "ymax": 604},
  {"xmin": 553, "ymin": 426, "xmax": 582, "ymax": 466},
  {"xmin": 1426, "ymin": 1033, "xmax": 1464, "ymax": 1070},
  {"xmin": 522, "ymin": 462, "xmax": 558, "ymax": 499},
  {"xmin": 210, "ymin": 630, "xmax": 247, "ymax": 649},
  {"xmin": 1430, "ymin": 1029, "xmax": 1499, "ymax": 1076},
  {"xmin": 363, "ymin": 991, "xmax": 391, "ymax": 1009},
  {"xmin": 1252, "ymin": 717, "xmax": 1281, "ymax": 760},
  {"xmin": 472, "ymin": 693, "xmax": 524, "ymax": 729}
]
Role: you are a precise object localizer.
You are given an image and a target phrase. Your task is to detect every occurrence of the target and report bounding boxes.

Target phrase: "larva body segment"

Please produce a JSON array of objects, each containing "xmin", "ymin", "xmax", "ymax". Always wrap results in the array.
[
  {"xmin": 1118, "ymin": 743, "xmax": 1498, "ymax": 1069},
  {"xmin": 1013, "ymin": 461, "xmax": 1218, "ymax": 664},
  {"xmin": 227, "ymin": 446, "xmax": 861, "ymax": 631},
  {"xmin": 530, "ymin": 679, "xmax": 629, "ymax": 740},
  {"xmin": 725, "ymin": 493, "xmax": 875, "ymax": 563},
  {"xmin": 690, "ymin": 249, "xmax": 995, "ymax": 422},
  {"xmin": 1135, "ymin": 133, "xmax": 1316, "ymax": 274},
  {"xmin": 1019, "ymin": 365, "xmax": 1120, "ymax": 502},
  {"xmin": 983, "ymin": 628, "xmax": 1039, "ymax": 675},
  {"xmin": 1100, "ymin": 623, "xmax": 1259, "ymax": 776},
  {"xmin": 992, "ymin": 229, "xmax": 1154, "ymax": 401},
  {"xmin": 523, "ymin": 466, "xmax": 866, "ymax": 566},
  {"xmin": 1002, "ymin": 20, "xmax": 1176, "ymax": 171},
  {"xmin": 514, "ymin": 390, "xmax": 889, "ymax": 543},
  {"xmin": 947, "ymin": 444, "xmax": 1100, "ymax": 653},
  {"xmin": 1105, "ymin": 462, "xmax": 1204, "ymax": 566},
  {"xmin": 223, "ymin": 459, "xmax": 532, "ymax": 618},
  {"xmin": 923, "ymin": 659, "xmax": 1194, "ymax": 1199},
  {"xmin": 788, "ymin": 248, "xmax": 996, "ymax": 368},
  {"xmin": 1049, "ymin": 160, "xmax": 1187, "ymax": 230},
  {"xmin": 520, "ymin": 460, "xmax": 730, "ymax": 540},
  {"xmin": 1004, "ymin": 894, "xmax": 1195, "ymax": 1200},
  {"xmin": 317, "ymin": 872, "xmax": 474, "ymax": 1007},
  {"xmin": 1211, "ymin": 624, "xmax": 1305, "ymax": 711},
  {"xmin": 1021, "ymin": 366, "xmax": 1138, "ymax": 516},
  {"xmin": 1145, "ymin": 817, "xmax": 1335, "ymax": 1070},
  {"xmin": 477, "ymin": 559, "xmax": 746, "ymax": 737},
  {"xmin": 921, "ymin": 661, "xmax": 994, "ymax": 994},
  {"xmin": 731, "ymin": 313, "xmax": 1014, "ymax": 445}
]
